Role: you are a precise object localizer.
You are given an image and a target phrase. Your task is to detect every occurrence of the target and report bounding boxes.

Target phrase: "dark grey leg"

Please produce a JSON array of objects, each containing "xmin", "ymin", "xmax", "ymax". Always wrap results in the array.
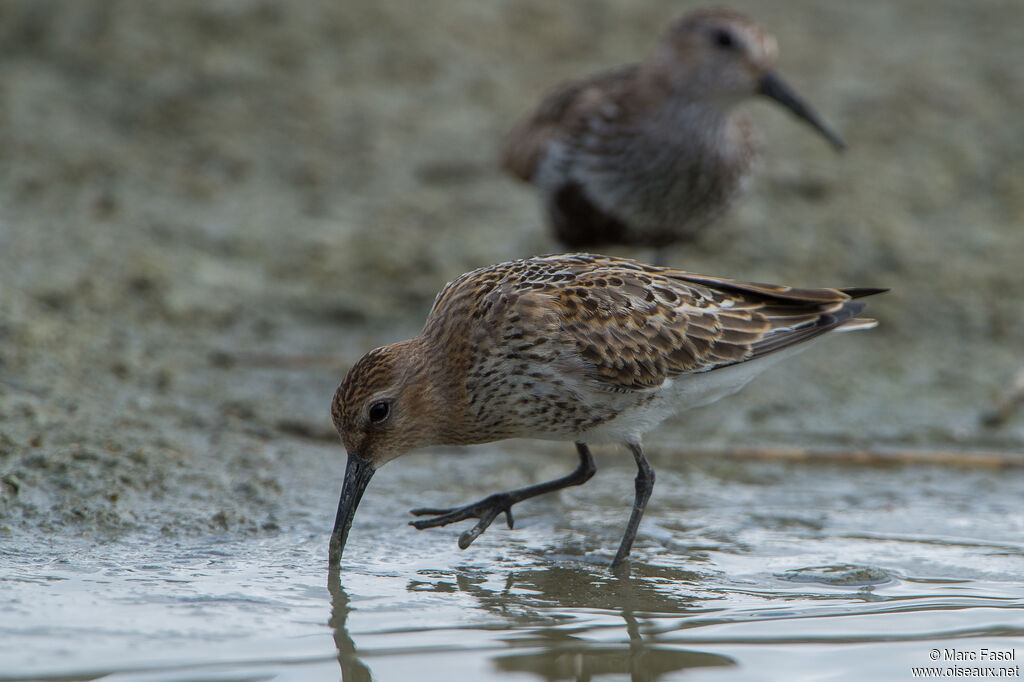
[
  {"xmin": 410, "ymin": 442, "xmax": 597, "ymax": 549},
  {"xmin": 611, "ymin": 442, "xmax": 655, "ymax": 569}
]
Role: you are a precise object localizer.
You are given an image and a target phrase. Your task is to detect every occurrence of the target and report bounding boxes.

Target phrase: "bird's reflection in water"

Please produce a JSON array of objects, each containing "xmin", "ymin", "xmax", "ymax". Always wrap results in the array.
[
  {"xmin": 494, "ymin": 643, "xmax": 732, "ymax": 682},
  {"xmin": 328, "ymin": 567, "xmax": 374, "ymax": 682},
  {"xmin": 408, "ymin": 562, "xmax": 736, "ymax": 682}
]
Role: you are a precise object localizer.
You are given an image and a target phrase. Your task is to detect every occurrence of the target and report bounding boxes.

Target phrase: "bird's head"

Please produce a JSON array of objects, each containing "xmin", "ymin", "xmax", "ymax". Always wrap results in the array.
[
  {"xmin": 328, "ymin": 340, "xmax": 447, "ymax": 566},
  {"xmin": 657, "ymin": 8, "xmax": 777, "ymax": 102},
  {"xmin": 331, "ymin": 342, "xmax": 443, "ymax": 468},
  {"xmin": 652, "ymin": 8, "xmax": 845, "ymax": 150}
]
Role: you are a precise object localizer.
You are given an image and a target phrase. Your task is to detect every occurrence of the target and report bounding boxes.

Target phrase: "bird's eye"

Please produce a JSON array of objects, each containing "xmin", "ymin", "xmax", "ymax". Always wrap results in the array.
[
  {"xmin": 368, "ymin": 401, "xmax": 391, "ymax": 424},
  {"xmin": 712, "ymin": 29, "xmax": 735, "ymax": 49}
]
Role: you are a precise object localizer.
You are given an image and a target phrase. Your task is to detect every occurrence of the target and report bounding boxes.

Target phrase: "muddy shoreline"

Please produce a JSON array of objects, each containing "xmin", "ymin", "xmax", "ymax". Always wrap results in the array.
[{"xmin": 1, "ymin": 0, "xmax": 1022, "ymax": 542}]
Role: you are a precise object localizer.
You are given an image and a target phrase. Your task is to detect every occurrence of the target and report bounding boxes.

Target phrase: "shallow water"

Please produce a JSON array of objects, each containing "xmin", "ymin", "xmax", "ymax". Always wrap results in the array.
[{"xmin": 3, "ymin": 451, "xmax": 1022, "ymax": 681}]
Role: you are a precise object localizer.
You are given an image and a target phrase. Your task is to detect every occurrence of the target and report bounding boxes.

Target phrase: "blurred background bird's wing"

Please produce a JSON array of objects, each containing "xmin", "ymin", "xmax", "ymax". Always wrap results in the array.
[{"xmin": 501, "ymin": 64, "xmax": 640, "ymax": 182}]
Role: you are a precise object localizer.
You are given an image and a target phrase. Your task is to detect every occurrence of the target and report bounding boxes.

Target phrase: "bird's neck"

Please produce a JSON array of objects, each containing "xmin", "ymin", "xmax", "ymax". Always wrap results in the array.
[
  {"xmin": 650, "ymin": 99, "xmax": 751, "ymax": 164},
  {"xmin": 402, "ymin": 332, "xmax": 476, "ymax": 447},
  {"xmin": 634, "ymin": 65, "xmax": 745, "ymax": 146}
]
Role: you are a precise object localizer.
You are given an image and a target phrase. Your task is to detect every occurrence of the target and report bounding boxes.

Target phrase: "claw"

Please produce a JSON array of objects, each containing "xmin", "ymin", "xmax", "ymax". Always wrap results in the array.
[
  {"xmin": 409, "ymin": 504, "xmax": 467, "ymax": 530},
  {"xmin": 459, "ymin": 513, "xmax": 498, "ymax": 549},
  {"xmin": 410, "ymin": 506, "xmax": 448, "ymax": 517},
  {"xmin": 505, "ymin": 509, "xmax": 514, "ymax": 529},
  {"xmin": 458, "ymin": 527, "xmax": 477, "ymax": 549}
]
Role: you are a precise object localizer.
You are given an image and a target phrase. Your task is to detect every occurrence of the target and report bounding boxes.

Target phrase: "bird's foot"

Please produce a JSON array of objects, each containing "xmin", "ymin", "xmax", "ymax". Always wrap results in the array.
[{"xmin": 410, "ymin": 492, "xmax": 516, "ymax": 549}]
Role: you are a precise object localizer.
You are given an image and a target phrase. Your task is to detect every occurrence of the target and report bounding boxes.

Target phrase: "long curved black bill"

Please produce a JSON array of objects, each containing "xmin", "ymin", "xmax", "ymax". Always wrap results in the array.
[
  {"xmin": 758, "ymin": 70, "xmax": 846, "ymax": 151},
  {"xmin": 329, "ymin": 452, "xmax": 376, "ymax": 568}
]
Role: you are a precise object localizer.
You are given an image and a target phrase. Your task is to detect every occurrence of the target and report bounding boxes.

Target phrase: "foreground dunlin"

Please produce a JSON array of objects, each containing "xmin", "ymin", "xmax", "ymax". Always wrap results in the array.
[
  {"xmin": 503, "ymin": 8, "xmax": 845, "ymax": 254},
  {"xmin": 329, "ymin": 254, "xmax": 884, "ymax": 570}
]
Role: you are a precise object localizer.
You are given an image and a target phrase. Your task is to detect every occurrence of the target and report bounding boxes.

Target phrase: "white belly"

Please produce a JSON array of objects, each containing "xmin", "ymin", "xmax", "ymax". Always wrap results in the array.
[{"xmin": 577, "ymin": 345, "xmax": 804, "ymax": 444}]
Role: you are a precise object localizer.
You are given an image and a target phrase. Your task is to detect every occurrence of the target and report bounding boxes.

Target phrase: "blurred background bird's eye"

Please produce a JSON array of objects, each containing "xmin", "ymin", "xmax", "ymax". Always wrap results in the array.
[{"xmin": 712, "ymin": 28, "xmax": 736, "ymax": 49}]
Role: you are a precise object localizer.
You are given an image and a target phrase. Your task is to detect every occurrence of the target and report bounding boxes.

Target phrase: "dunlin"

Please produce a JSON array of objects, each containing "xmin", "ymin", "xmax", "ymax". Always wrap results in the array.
[
  {"xmin": 503, "ymin": 8, "xmax": 845, "ymax": 254},
  {"xmin": 328, "ymin": 254, "xmax": 884, "ymax": 570}
]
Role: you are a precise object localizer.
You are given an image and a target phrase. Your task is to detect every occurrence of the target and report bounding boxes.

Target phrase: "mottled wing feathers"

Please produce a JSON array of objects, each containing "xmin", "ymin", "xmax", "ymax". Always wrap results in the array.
[
  {"xmin": 428, "ymin": 255, "xmax": 882, "ymax": 394},
  {"xmin": 502, "ymin": 65, "xmax": 640, "ymax": 181},
  {"xmin": 655, "ymin": 271, "xmax": 882, "ymax": 369}
]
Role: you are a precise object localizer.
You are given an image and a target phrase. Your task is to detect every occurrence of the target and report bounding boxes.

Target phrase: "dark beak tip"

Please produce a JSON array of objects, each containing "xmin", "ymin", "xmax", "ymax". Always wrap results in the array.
[
  {"xmin": 328, "ymin": 536, "xmax": 343, "ymax": 567},
  {"xmin": 758, "ymin": 71, "xmax": 845, "ymax": 153},
  {"xmin": 329, "ymin": 452, "xmax": 377, "ymax": 568}
]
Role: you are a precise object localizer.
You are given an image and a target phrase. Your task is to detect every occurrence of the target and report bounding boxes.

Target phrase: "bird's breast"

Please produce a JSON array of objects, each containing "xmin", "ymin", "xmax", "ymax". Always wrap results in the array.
[{"xmin": 561, "ymin": 118, "xmax": 755, "ymax": 238}]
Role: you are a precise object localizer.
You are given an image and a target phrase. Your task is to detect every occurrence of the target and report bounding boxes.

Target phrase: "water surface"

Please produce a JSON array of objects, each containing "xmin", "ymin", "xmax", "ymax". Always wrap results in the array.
[{"xmin": 3, "ymin": 451, "xmax": 1022, "ymax": 681}]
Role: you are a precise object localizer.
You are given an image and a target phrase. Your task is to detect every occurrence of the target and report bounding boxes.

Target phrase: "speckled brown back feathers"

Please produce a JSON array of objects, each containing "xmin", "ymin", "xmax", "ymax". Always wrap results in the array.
[{"xmin": 426, "ymin": 255, "xmax": 881, "ymax": 396}]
